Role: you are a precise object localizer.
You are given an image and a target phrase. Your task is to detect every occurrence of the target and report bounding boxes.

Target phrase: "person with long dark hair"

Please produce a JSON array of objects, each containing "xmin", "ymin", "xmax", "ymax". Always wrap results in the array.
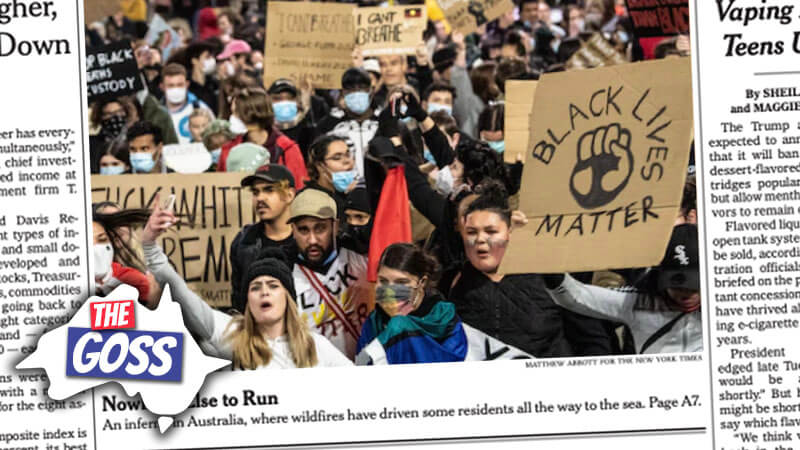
[{"xmin": 448, "ymin": 180, "xmax": 615, "ymax": 358}]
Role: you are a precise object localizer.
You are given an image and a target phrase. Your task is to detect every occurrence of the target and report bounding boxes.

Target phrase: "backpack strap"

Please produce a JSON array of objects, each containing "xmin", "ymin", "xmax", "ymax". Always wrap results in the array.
[{"xmin": 639, "ymin": 312, "xmax": 687, "ymax": 354}]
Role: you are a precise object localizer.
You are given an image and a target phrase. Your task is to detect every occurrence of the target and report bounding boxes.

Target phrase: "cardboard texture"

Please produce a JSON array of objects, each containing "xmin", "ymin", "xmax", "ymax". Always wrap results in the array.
[
  {"xmin": 354, "ymin": 5, "xmax": 427, "ymax": 56},
  {"xmin": 264, "ymin": 1, "xmax": 355, "ymax": 89},
  {"xmin": 504, "ymin": 80, "xmax": 537, "ymax": 164},
  {"xmin": 92, "ymin": 173, "xmax": 255, "ymax": 308},
  {"xmin": 84, "ymin": 0, "xmax": 120, "ymax": 24},
  {"xmin": 436, "ymin": 0, "xmax": 515, "ymax": 35},
  {"xmin": 566, "ymin": 33, "xmax": 628, "ymax": 70},
  {"xmin": 500, "ymin": 58, "xmax": 693, "ymax": 274}
]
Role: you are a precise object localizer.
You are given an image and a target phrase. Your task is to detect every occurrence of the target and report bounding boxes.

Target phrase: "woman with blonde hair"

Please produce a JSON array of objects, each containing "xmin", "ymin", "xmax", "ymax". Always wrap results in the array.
[{"xmin": 141, "ymin": 196, "xmax": 352, "ymax": 369}]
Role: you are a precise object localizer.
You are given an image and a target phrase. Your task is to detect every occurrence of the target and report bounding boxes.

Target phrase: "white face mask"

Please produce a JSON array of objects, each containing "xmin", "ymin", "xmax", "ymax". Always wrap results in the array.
[
  {"xmin": 435, "ymin": 166, "xmax": 455, "ymax": 196},
  {"xmin": 165, "ymin": 86, "xmax": 187, "ymax": 104},
  {"xmin": 94, "ymin": 243, "xmax": 114, "ymax": 280},
  {"xmin": 229, "ymin": 115, "xmax": 248, "ymax": 134},
  {"xmin": 203, "ymin": 58, "xmax": 217, "ymax": 75},
  {"xmin": 225, "ymin": 61, "xmax": 236, "ymax": 77},
  {"xmin": 254, "ymin": 62, "xmax": 263, "ymax": 71}
]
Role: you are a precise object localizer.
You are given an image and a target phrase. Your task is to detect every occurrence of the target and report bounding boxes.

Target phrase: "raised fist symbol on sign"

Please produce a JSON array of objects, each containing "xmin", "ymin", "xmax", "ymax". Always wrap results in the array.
[{"xmin": 569, "ymin": 123, "xmax": 634, "ymax": 209}]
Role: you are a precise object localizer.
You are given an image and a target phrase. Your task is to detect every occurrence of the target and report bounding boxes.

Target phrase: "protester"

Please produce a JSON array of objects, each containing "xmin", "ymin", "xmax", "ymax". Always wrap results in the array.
[
  {"xmin": 267, "ymin": 78, "xmax": 326, "ymax": 158},
  {"xmin": 543, "ymin": 225, "xmax": 702, "ymax": 354},
  {"xmin": 217, "ymin": 87, "xmax": 308, "ymax": 189},
  {"xmin": 288, "ymin": 189, "xmax": 372, "ymax": 360},
  {"xmin": 230, "ymin": 164, "xmax": 299, "ymax": 313},
  {"xmin": 339, "ymin": 187, "xmax": 373, "ymax": 255},
  {"xmin": 98, "ymin": 139, "xmax": 131, "ymax": 175},
  {"xmin": 448, "ymin": 180, "xmax": 615, "ymax": 357},
  {"xmin": 216, "ymin": 39, "xmax": 252, "ymax": 80},
  {"xmin": 201, "ymin": 119, "xmax": 234, "ymax": 171},
  {"xmin": 92, "ymin": 208, "xmax": 160, "ymax": 309},
  {"xmin": 421, "ymin": 82, "xmax": 456, "ymax": 117},
  {"xmin": 188, "ymin": 108, "xmax": 213, "ymax": 143},
  {"xmin": 161, "ymin": 63, "xmax": 215, "ymax": 143},
  {"xmin": 317, "ymin": 68, "xmax": 379, "ymax": 178},
  {"xmin": 126, "ymin": 121, "xmax": 168, "ymax": 174},
  {"xmin": 184, "ymin": 41, "xmax": 220, "ymax": 112},
  {"xmin": 142, "ymin": 197, "xmax": 352, "ymax": 368},
  {"xmin": 305, "ymin": 134, "xmax": 358, "ymax": 216},
  {"xmin": 356, "ymin": 243, "xmax": 530, "ymax": 365}
]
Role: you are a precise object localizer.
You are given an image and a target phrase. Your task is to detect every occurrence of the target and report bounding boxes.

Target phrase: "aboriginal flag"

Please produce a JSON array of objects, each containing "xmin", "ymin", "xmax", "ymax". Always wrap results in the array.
[{"xmin": 405, "ymin": 8, "xmax": 422, "ymax": 19}]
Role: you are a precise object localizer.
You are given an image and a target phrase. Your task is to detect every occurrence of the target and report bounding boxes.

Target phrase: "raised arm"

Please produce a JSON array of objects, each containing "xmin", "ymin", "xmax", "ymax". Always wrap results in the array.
[
  {"xmin": 141, "ymin": 196, "xmax": 233, "ymax": 355},
  {"xmin": 542, "ymin": 273, "xmax": 637, "ymax": 325}
]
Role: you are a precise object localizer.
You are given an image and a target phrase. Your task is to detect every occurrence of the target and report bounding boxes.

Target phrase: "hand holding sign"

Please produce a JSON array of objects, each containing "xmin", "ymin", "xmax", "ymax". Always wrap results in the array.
[{"xmin": 569, "ymin": 123, "xmax": 633, "ymax": 209}]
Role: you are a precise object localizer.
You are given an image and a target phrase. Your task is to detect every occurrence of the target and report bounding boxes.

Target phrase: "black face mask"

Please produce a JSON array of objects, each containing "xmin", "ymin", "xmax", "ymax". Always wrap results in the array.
[
  {"xmin": 101, "ymin": 115, "xmax": 127, "ymax": 139},
  {"xmin": 342, "ymin": 221, "xmax": 372, "ymax": 255}
]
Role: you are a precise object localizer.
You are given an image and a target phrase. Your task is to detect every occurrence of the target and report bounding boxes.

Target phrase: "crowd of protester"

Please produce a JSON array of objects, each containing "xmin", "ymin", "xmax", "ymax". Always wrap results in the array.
[{"xmin": 88, "ymin": 0, "xmax": 698, "ymax": 369}]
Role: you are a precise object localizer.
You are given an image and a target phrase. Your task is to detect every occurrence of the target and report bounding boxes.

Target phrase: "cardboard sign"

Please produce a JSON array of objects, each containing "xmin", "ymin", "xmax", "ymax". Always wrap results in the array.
[
  {"xmin": 566, "ymin": 33, "xmax": 628, "ymax": 71},
  {"xmin": 86, "ymin": 40, "xmax": 144, "ymax": 103},
  {"xmin": 91, "ymin": 173, "xmax": 255, "ymax": 308},
  {"xmin": 436, "ymin": 0, "xmax": 515, "ymax": 35},
  {"xmin": 163, "ymin": 143, "xmax": 213, "ymax": 174},
  {"xmin": 500, "ymin": 58, "xmax": 693, "ymax": 274},
  {"xmin": 625, "ymin": 0, "xmax": 689, "ymax": 38},
  {"xmin": 84, "ymin": 0, "xmax": 120, "ymax": 25},
  {"xmin": 504, "ymin": 80, "xmax": 537, "ymax": 164},
  {"xmin": 354, "ymin": 5, "xmax": 427, "ymax": 56},
  {"xmin": 264, "ymin": 1, "xmax": 355, "ymax": 89}
]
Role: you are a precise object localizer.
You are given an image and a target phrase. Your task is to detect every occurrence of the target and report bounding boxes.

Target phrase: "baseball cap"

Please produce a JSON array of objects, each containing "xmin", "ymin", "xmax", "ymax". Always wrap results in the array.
[
  {"xmin": 241, "ymin": 163, "xmax": 295, "ymax": 188},
  {"xmin": 268, "ymin": 79, "xmax": 298, "ymax": 97},
  {"xmin": 657, "ymin": 224, "xmax": 699, "ymax": 292},
  {"xmin": 362, "ymin": 59, "xmax": 380, "ymax": 76},
  {"xmin": 288, "ymin": 188, "xmax": 337, "ymax": 223},
  {"xmin": 217, "ymin": 39, "xmax": 252, "ymax": 60},
  {"xmin": 226, "ymin": 143, "xmax": 270, "ymax": 173}
]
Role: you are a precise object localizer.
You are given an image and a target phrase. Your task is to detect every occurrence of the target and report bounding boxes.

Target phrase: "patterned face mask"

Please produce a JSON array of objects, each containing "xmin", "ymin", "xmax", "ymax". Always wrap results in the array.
[{"xmin": 375, "ymin": 284, "xmax": 417, "ymax": 317}]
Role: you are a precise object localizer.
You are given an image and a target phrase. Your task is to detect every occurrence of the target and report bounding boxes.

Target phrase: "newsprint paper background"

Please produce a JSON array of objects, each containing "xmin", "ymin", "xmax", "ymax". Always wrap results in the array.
[{"xmin": 0, "ymin": 0, "xmax": 797, "ymax": 449}]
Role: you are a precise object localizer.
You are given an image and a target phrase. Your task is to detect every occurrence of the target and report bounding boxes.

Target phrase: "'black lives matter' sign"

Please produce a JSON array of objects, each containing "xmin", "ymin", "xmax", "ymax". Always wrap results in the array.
[
  {"xmin": 500, "ymin": 58, "xmax": 694, "ymax": 274},
  {"xmin": 86, "ymin": 40, "xmax": 143, "ymax": 103},
  {"xmin": 625, "ymin": 0, "xmax": 689, "ymax": 38}
]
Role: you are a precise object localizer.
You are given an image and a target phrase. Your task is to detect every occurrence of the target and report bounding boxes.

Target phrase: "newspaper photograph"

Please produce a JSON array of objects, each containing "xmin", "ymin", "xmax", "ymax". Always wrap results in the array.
[{"xmin": 0, "ymin": 0, "xmax": 792, "ymax": 448}]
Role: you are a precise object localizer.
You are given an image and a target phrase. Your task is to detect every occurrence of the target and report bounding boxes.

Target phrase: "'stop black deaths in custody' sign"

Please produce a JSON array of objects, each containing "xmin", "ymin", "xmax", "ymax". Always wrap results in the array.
[{"xmin": 86, "ymin": 40, "xmax": 143, "ymax": 103}]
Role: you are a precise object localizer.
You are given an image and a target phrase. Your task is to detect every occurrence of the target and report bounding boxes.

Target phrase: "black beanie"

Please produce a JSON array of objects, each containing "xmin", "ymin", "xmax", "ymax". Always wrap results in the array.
[
  {"xmin": 432, "ymin": 45, "xmax": 457, "ymax": 73},
  {"xmin": 242, "ymin": 249, "xmax": 296, "ymax": 301},
  {"xmin": 345, "ymin": 187, "xmax": 371, "ymax": 214}
]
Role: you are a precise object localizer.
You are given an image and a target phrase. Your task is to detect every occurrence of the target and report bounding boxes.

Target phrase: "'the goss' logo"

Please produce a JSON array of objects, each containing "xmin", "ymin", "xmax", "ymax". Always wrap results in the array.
[{"xmin": 65, "ymin": 300, "xmax": 183, "ymax": 382}]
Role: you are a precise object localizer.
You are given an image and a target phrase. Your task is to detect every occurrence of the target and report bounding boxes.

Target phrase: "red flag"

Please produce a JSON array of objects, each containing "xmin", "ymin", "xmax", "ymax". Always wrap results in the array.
[{"xmin": 367, "ymin": 166, "xmax": 412, "ymax": 282}]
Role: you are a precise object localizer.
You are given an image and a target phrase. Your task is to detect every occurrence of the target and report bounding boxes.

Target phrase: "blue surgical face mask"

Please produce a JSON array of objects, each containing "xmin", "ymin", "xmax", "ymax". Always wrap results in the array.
[
  {"xmin": 344, "ymin": 92, "xmax": 370, "ymax": 115},
  {"xmin": 332, "ymin": 170, "xmax": 357, "ymax": 193},
  {"xmin": 99, "ymin": 165, "xmax": 126, "ymax": 175},
  {"xmin": 210, "ymin": 148, "xmax": 221, "ymax": 165},
  {"xmin": 130, "ymin": 152, "xmax": 156, "ymax": 173},
  {"xmin": 423, "ymin": 149, "xmax": 436, "ymax": 164},
  {"xmin": 273, "ymin": 100, "xmax": 298, "ymax": 123},
  {"xmin": 427, "ymin": 102, "xmax": 452, "ymax": 116},
  {"xmin": 487, "ymin": 140, "xmax": 505, "ymax": 154}
]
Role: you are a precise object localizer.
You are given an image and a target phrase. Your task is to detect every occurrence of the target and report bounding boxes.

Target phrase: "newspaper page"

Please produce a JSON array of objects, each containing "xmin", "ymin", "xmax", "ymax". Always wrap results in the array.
[
  {"xmin": 0, "ymin": 0, "xmax": 765, "ymax": 448},
  {"xmin": 691, "ymin": 0, "xmax": 800, "ymax": 449}
]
